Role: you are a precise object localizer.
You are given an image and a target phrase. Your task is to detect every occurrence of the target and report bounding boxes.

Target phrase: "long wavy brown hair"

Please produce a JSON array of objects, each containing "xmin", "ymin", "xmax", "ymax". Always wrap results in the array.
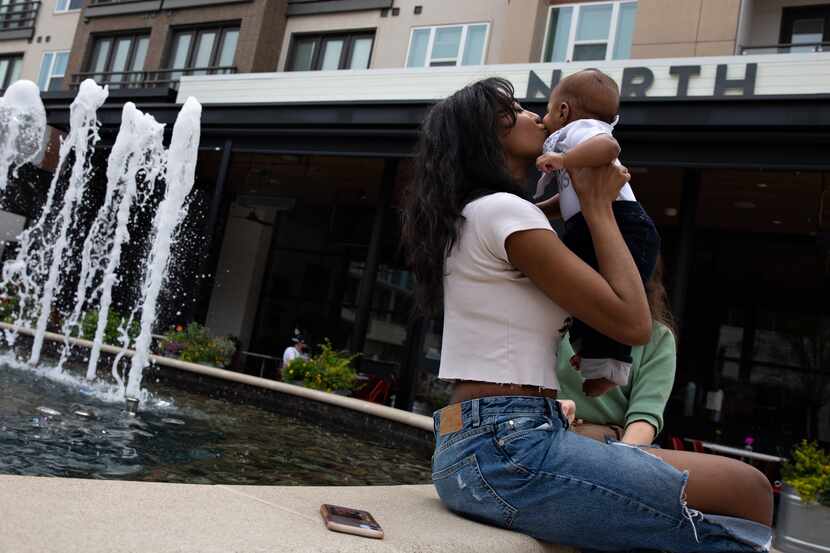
[
  {"xmin": 400, "ymin": 78, "xmax": 524, "ymax": 315},
  {"xmin": 646, "ymin": 255, "xmax": 676, "ymax": 336}
]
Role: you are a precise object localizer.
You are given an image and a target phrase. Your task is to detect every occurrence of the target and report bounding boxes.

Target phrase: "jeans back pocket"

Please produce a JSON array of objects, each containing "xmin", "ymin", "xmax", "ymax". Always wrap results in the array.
[
  {"xmin": 493, "ymin": 416, "xmax": 554, "ymax": 473},
  {"xmin": 432, "ymin": 454, "xmax": 517, "ymax": 529}
]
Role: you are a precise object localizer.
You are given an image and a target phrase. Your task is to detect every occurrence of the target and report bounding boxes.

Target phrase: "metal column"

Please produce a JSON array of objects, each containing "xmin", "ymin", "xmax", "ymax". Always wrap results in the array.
[
  {"xmin": 395, "ymin": 316, "xmax": 425, "ymax": 411},
  {"xmin": 672, "ymin": 169, "xmax": 701, "ymax": 333},
  {"xmin": 350, "ymin": 158, "xmax": 399, "ymax": 354},
  {"xmin": 189, "ymin": 139, "xmax": 233, "ymax": 323}
]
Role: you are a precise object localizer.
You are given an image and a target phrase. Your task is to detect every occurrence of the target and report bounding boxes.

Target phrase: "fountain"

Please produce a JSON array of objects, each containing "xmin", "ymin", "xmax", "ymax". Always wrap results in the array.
[
  {"xmin": 0, "ymin": 80, "xmax": 46, "ymax": 193},
  {"xmin": 0, "ymin": 78, "xmax": 433, "ymax": 495},
  {"xmin": 0, "ymin": 79, "xmax": 203, "ymax": 407}
]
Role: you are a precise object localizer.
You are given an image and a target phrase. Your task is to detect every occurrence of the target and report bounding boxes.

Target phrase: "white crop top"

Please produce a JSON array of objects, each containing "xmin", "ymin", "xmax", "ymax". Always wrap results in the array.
[{"xmin": 439, "ymin": 193, "xmax": 570, "ymax": 390}]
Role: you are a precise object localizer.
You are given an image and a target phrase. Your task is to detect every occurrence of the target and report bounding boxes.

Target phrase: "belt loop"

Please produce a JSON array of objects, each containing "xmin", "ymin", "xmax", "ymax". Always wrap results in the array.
[{"xmin": 471, "ymin": 398, "xmax": 480, "ymax": 427}]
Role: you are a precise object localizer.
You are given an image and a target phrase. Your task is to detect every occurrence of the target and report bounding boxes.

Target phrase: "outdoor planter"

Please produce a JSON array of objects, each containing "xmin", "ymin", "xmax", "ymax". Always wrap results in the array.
[{"xmin": 775, "ymin": 485, "xmax": 830, "ymax": 553}]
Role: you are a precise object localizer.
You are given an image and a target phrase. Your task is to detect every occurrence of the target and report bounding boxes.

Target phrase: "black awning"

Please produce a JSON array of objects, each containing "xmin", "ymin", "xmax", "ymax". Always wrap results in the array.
[{"xmin": 41, "ymin": 89, "xmax": 830, "ymax": 169}]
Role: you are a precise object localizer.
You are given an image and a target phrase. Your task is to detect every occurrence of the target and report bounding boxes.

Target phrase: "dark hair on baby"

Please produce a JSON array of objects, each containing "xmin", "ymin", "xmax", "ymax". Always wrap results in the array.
[{"xmin": 554, "ymin": 69, "xmax": 620, "ymax": 124}]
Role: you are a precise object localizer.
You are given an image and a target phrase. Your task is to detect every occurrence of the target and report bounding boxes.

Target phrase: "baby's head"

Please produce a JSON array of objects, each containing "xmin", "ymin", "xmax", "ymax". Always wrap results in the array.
[{"xmin": 543, "ymin": 69, "xmax": 619, "ymax": 133}]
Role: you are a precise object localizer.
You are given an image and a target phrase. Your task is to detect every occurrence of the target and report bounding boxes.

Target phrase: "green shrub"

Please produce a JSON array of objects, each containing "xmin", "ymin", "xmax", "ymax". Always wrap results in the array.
[
  {"xmin": 283, "ymin": 356, "xmax": 315, "ymax": 382},
  {"xmin": 782, "ymin": 440, "xmax": 830, "ymax": 506},
  {"xmin": 0, "ymin": 293, "xmax": 19, "ymax": 323},
  {"xmin": 161, "ymin": 322, "xmax": 236, "ymax": 368},
  {"xmin": 80, "ymin": 310, "xmax": 140, "ymax": 345},
  {"xmin": 285, "ymin": 339, "xmax": 359, "ymax": 393}
]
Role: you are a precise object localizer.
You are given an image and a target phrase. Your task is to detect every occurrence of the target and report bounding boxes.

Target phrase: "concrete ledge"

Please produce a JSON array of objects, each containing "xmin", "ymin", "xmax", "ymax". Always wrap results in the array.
[{"xmin": 0, "ymin": 475, "xmax": 570, "ymax": 553}]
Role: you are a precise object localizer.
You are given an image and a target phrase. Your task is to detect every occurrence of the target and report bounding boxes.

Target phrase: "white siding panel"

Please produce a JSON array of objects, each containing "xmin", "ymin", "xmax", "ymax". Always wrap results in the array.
[{"xmin": 177, "ymin": 53, "xmax": 830, "ymax": 104}]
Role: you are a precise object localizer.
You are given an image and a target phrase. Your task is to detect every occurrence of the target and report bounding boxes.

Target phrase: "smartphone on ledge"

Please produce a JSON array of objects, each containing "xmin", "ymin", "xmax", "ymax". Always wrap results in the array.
[{"xmin": 320, "ymin": 504, "xmax": 384, "ymax": 539}]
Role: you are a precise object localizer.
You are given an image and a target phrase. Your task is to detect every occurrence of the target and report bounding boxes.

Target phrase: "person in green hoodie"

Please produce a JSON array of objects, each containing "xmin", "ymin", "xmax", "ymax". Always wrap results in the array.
[{"xmin": 558, "ymin": 257, "xmax": 676, "ymax": 446}]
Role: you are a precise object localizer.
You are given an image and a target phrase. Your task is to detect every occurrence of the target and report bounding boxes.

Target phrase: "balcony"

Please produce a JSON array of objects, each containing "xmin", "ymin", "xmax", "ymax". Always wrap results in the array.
[
  {"xmin": 738, "ymin": 0, "xmax": 829, "ymax": 56},
  {"xmin": 287, "ymin": 0, "xmax": 392, "ymax": 16},
  {"xmin": 70, "ymin": 66, "xmax": 237, "ymax": 90},
  {"xmin": 740, "ymin": 41, "xmax": 830, "ymax": 55},
  {"xmin": 0, "ymin": 1, "xmax": 40, "ymax": 41},
  {"xmin": 84, "ymin": 0, "xmax": 250, "ymax": 18}
]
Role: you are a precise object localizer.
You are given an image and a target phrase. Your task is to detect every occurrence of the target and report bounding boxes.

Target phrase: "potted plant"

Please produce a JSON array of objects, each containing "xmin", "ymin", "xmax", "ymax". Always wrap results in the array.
[
  {"xmin": 282, "ymin": 339, "xmax": 359, "ymax": 394},
  {"xmin": 775, "ymin": 440, "xmax": 830, "ymax": 553},
  {"xmin": 159, "ymin": 323, "xmax": 236, "ymax": 368},
  {"xmin": 282, "ymin": 356, "xmax": 315, "ymax": 386}
]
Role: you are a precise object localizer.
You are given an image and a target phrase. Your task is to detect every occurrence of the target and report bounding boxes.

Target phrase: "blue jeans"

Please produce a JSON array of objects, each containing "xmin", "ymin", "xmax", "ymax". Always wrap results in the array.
[{"xmin": 432, "ymin": 396, "xmax": 771, "ymax": 552}]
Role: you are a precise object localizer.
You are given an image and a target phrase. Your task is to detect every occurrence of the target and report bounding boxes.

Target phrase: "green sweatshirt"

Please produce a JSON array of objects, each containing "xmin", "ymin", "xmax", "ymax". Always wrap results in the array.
[{"xmin": 556, "ymin": 322, "xmax": 676, "ymax": 435}]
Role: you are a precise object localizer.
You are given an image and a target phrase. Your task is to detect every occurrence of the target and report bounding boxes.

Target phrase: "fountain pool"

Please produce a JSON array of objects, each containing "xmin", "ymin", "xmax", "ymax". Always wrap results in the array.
[{"xmin": 0, "ymin": 359, "xmax": 432, "ymax": 485}]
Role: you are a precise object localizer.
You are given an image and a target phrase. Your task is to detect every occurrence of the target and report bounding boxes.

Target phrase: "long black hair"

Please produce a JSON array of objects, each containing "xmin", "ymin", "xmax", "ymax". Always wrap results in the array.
[{"xmin": 401, "ymin": 77, "xmax": 526, "ymax": 315}]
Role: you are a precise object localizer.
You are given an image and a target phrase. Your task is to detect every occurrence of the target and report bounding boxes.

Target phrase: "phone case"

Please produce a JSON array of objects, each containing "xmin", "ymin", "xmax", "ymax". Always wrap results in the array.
[{"xmin": 320, "ymin": 504, "xmax": 384, "ymax": 539}]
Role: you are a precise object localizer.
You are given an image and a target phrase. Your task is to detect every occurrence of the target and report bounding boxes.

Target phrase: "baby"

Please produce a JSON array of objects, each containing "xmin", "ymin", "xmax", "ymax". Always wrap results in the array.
[{"xmin": 535, "ymin": 69, "xmax": 660, "ymax": 397}]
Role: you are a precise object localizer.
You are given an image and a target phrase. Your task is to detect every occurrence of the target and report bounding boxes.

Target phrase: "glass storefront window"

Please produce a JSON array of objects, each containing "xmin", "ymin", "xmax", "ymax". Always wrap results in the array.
[{"xmin": 716, "ymin": 325, "xmax": 743, "ymax": 381}]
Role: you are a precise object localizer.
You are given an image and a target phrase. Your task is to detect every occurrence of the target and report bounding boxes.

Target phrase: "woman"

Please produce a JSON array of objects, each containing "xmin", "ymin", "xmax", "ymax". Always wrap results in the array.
[
  {"xmin": 401, "ymin": 78, "xmax": 771, "ymax": 552},
  {"xmin": 560, "ymin": 258, "xmax": 676, "ymax": 446}
]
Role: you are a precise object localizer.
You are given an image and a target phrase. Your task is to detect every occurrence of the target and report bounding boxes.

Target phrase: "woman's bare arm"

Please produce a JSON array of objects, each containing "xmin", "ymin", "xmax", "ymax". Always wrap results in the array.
[{"xmin": 505, "ymin": 164, "xmax": 651, "ymax": 346}]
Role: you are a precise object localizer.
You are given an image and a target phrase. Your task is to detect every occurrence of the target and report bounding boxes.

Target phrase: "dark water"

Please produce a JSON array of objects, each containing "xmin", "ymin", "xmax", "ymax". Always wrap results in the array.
[{"xmin": 0, "ymin": 364, "xmax": 432, "ymax": 485}]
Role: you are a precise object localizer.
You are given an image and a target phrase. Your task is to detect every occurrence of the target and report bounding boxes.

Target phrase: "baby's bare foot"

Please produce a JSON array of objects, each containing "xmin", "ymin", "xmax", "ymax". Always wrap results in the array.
[{"xmin": 582, "ymin": 378, "xmax": 617, "ymax": 397}]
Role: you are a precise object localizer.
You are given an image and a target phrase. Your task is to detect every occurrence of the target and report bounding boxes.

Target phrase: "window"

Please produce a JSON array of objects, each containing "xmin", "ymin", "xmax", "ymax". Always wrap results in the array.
[
  {"xmin": 37, "ymin": 51, "xmax": 69, "ymax": 91},
  {"xmin": 0, "ymin": 54, "xmax": 22, "ymax": 90},
  {"xmin": 86, "ymin": 33, "xmax": 150, "ymax": 87},
  {"xmin": 287, "ymin": 31, "xmax": 374, "ymax": 71},
  {"xmin": 405, "ymin": 23, "xmax": 489, "ymax": 67},
  {"xmin": 780, "ymin": 5, "xmax": 830, "ymax": 53},
  {"xmin": 55, "ymin": 0, "xmax": 83, "ymax": 13},
  {"xmin": 542, "ymin": 1, "xmax": 637, "ymax": 62},
  {"xmin": 166, "ymin": 25, "xmax": 239, "ymax": 81}
]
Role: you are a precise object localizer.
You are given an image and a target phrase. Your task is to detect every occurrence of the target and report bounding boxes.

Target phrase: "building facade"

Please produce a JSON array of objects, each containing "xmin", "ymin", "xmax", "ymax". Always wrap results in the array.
[
  {"xmin": 61, "ymin": 0, "xmax": 287, "ymax": 90},
  {"xmin": 0, "ymin": 0, "xmax": 81, "ymax": 93},
  {"xmin": 33, "ymin": 0, "xmax": 830, "ymax": 452}
]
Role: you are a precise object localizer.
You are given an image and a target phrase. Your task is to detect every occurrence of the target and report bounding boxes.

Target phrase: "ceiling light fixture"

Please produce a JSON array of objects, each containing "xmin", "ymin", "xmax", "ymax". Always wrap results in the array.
[
  {"xmin": 772, "ymin": 220, "xmax": 782, "ymax": 225},
  {"xmin": 756, "ymin": 183, "xmax": 768, "ymax": 189},
  {"xmin": 664, "ymin": 208, "xmax": 678, "ymax": 217}
]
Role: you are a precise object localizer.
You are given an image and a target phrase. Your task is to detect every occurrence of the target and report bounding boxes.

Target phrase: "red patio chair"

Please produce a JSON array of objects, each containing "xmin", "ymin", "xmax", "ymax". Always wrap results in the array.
[{"xmin": 670, "ymin": 436, "xmax": 686, "ymax": 451}]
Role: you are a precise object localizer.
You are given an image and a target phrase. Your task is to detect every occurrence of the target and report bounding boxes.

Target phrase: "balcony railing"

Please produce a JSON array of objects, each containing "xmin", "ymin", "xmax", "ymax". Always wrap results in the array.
[
  {"xmin": 0, "ymin": 1, "xmax": 40, "ymax": 40},
  {"xmin": 89, "ymin": 0, "xmax": 148, "ymax": 5},
  {"xmin": 70, "ymin": 66, "xmax": 237, "ymax": 90},
  {"xmin": 84, "ymin": 0, "xmax": 250, "ymax": 17},
  {"xmin": 740, "ymin": 41, "xmax": 830, "ymax": 55}
]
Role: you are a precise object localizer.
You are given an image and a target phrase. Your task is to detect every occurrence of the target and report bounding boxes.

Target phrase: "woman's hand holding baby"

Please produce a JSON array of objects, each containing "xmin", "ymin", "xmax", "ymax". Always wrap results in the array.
[{"xmin": 568, "ymin": 162, "xmax": 629, "ymax": 218}]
